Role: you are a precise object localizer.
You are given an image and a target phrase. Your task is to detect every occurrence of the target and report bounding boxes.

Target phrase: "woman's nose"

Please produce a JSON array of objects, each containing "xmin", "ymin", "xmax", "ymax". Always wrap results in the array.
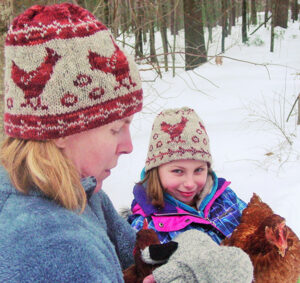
[{"xmin": 118, "ymin": 130, "xmax": 133, "ymax": 155}]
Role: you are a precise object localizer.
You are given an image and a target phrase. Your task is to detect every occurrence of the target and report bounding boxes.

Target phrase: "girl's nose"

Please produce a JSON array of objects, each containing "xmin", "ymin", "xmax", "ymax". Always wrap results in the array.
[{"xmin": 183, "ymin": 176, "xmax": 196, "ymax": 190}]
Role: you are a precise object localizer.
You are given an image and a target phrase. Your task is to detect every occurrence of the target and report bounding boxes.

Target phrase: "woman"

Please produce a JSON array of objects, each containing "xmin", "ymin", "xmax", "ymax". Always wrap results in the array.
[{"xmin": 0, "ymin": 3, "xmax": 143, "ymax": 282}]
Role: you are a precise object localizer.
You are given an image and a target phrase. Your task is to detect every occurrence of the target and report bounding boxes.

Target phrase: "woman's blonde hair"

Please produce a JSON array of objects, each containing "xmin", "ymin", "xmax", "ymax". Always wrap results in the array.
[
  {"xmin": 142, "ymin": 165, "xmax": 213, "ymax": 208},
  {"xmin": 0, "ymin": 137, "xmax": 86, "ymax": 212}
]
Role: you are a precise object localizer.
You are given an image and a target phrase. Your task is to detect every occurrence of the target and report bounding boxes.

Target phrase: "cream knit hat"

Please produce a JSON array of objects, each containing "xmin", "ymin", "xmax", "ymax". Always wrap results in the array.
[
  {"xmin": 4, "ymin": 3, "xmax": 142, "ymax": 140},
  {"xmin": 145, "ymin": 107, "xmax": 212, "ymax": 171}
]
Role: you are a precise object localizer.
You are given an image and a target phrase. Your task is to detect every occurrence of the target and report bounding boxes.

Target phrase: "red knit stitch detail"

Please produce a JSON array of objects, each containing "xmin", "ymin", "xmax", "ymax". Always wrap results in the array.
[
  {"xmin": 89, "ymin": 87, "xmax": 105, "ymax": 100},
  {"xmin": 160, "ymin": 116, "xmax": 188, "ymax": 143},
  {"xmin": 4, "ymin": 90, "xmax": 142, "ymax": 140},
  {"xmin": 88, "ymin": 36, "xmax": 137, "ymax": 91},
  {"xmin": 146, "ymin": 147, "xmax": 211, "ymax": 166},
  {"xmin": 6, "ymin": 3, "xmax": 106, "ymax": 46},
  {"xmin": 61, "ymin": 93, "xmax": 78, "ymax": 107},
  {"xmin": 199, "ymin": 122, "xmax": 207, "ymax": 135},
  {"xmin": 11, "ymin": 47, "xmax": 61, "ymax": 111}
]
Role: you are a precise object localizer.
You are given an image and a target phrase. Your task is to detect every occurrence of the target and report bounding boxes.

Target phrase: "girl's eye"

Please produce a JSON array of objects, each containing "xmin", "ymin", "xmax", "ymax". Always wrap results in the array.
[
  {"xmin": 172, "ymin": 169, "xmax": 183, "ymax": 174},
  {"xmin": 195, "ymin": 168, "xmax": 203, "ymax": 173}
]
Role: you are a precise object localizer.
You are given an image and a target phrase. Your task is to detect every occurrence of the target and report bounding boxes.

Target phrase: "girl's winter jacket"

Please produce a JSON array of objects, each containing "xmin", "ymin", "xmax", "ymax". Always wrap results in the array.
[
  {"xmin": 129, "ymin": 171, "xmax": 246, "ymax": 244},
  {"xmin": 0, "ymin": 166, "xmax": 135, "ymax": 283}
]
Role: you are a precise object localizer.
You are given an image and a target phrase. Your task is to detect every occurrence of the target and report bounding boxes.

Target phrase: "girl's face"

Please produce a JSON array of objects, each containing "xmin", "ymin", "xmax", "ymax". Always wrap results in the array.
[
  {"xmin": 55, "ymin": 115, "xmax": 134, "ymax": 193},
  {"xmin": 158, "ymin": 159, "xmax": 208, "ymax": 206}
]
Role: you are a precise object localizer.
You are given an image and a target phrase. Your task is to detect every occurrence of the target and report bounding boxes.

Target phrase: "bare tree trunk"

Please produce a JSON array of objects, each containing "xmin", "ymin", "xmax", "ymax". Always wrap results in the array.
[
  {"xmin": 242, "ymin": 0, "xmax": 247, "ymax": 42},
  {"xmin": 274, "ymin": 0, "xmax": 289, "ymax": 28},
  {"xmin": 227, "ymin": 0, "xmax": 232, "ymax": 35},
  {"xmin": 264, "ymin": 0, "xmax": 269, "ymax": 27},
  {"xmin": 135, "ymin": 0, "xmax": 143, "ymax": 57},
  {"xmin": 170, "ymin": 0, "xmax": 179, "ymax": 35},
  {"xmin": 183, "ymin": 0, "xmax": 207, "ymax": 71},
  {"xmin": 149, "ymin": 22, "xmax": 158, "ymax": 63},
  {"xmin": 211, "ymin": 0, "xmax": 217, "ymax": 27},
  {"xmin": 231, "ymin": 0, "xmax": 236, "ymax": 26},
  {"xmin": 171, "ymin": 0, "xmax": 180, "ymax": 77},
  {"xmin": 158, "ymin": 0, "xmax": 168, "ymax": 71},
  {"xmin": 103, "ymin": 0, "xmax": 110, "ymax": 27},
  {"xmin": 148, "ymin": 0, "xmax": 158, "ymax": 64},
  {"xmin": 291, "ymin": 0, "xmax": 298, "ymax": 21},
  {"xmin": 204, "ymin": 0, "xmax": 215, "ymax": 43},
  {"xmin": 221, "ymin": 0, "xmax": 228, "ymax": 52},
  {"xmin": 251, "ymin": 0, "xmax": 257, "ymax": 25},
  {"xmin": 270, "ymin": 0, "xmax": 275, "ymax": 52},
  {"xmin": 119, "ymin": 0, "xmax": 131, "ymax": 38}
]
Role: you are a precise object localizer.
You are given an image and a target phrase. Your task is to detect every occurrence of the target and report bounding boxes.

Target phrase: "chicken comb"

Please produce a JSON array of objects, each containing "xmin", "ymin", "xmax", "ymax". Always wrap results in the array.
[{"xmin": 142, "ymin": 219, "xmax": 149, "ymax": 229}]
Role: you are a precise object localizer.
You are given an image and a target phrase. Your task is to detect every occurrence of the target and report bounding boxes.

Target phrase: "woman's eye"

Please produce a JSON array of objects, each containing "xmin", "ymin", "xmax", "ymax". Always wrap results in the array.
[{"xmin": 111, "ymin": 128, "xmax": 121, "ymax": 135}]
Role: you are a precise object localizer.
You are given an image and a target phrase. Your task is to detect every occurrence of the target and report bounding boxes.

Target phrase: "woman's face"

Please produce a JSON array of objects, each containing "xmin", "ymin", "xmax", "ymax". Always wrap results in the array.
[
  {"xmin": 55, "ymin": 115, "xmax": 134, "ymax": 193},
  {"xmin": 158, "ymin": 159, "xmax": 208, "ymax": 206}
]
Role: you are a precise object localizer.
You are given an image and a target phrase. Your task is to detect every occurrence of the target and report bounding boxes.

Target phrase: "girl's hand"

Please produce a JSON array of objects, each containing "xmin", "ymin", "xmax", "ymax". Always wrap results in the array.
[{"xmin": 143, "ymin": 274, "xmax": 156, "ymax": 283}]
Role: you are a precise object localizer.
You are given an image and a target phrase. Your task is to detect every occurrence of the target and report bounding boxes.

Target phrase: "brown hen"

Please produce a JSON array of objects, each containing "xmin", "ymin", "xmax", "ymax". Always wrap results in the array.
[{"xmin": 221, "ymin": 193, "xmax": 300, "ymax": 283}]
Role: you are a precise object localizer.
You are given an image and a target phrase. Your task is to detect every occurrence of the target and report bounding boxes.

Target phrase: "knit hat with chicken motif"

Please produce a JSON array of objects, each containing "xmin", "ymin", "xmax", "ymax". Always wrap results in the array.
[
  {"xmin": 4, "ymin": 3, "xmax": 143, "ymax": 140},
  {"xmin": 145, "ymin": 107, "xmax": 212, "ymax": 171}
]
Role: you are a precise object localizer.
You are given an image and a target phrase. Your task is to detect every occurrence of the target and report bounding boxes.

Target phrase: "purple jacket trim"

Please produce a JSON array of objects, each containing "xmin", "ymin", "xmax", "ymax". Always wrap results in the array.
[
  {"xmin": 132, "ymin": 183, "xmax": 177, "ymax": 215},
  {"xmin": 132, "ymin": 203, "xmax": 147, "ymax": 217}
]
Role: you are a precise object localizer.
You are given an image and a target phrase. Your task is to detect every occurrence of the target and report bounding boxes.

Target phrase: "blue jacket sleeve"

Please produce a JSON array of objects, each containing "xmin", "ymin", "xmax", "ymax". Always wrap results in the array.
[{"xmin": 90, "ymin": 190, "xmax": 136, "ymax": 270}]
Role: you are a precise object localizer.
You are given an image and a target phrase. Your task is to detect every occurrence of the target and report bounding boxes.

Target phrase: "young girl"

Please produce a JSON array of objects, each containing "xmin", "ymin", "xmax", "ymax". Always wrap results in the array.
[{"xmin": 129, "ymin": 107, "xmax": 247, "ymax": 244}]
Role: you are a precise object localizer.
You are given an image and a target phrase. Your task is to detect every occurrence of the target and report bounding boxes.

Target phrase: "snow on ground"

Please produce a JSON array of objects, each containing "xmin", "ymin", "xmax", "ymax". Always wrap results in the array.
[{"xmin": 104, "ymin": 19, "xmax": 300, "ymax": 236}]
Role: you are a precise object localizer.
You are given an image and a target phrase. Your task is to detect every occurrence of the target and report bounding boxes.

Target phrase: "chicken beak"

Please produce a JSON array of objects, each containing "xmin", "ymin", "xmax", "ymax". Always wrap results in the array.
[{"xmin": 278, "ymin": 244, "xmax": 288, "ymax": 257}]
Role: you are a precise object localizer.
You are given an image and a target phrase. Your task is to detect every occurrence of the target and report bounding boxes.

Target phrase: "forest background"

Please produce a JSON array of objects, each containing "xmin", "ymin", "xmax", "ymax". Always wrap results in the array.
[{"xmin": 0, "ymin": 0, "xmax": 299, "ymax": 138}]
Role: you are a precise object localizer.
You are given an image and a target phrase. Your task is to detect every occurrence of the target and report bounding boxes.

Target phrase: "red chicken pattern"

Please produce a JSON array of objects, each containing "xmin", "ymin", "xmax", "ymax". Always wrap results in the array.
[
  {"xmin": 88, "ymin": 36, "xmax": 137, "ymax": 92},
  {"xmin": 11, "ymin": 47, "xmax": 61, "ymax": 110},
  {"xmin": 160, "ymin": 116, "xmax": 188, "ymax": 144}
]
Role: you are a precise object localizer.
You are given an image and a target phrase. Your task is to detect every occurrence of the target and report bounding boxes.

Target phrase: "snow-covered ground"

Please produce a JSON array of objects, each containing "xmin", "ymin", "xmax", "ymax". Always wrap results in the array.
[{"xmin": 104, "ymin": 19, "xmax": 300, "ymax": 237}]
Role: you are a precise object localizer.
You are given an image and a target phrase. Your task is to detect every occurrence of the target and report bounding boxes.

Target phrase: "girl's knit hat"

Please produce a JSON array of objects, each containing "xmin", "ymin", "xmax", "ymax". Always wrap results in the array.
[
  {"xmin": 145, "ymin": 107, "xmax": 212, "ymax": 171},
  {"xmin": 4, "ymin": 3, "xmax": 143, "ymax": 140}
]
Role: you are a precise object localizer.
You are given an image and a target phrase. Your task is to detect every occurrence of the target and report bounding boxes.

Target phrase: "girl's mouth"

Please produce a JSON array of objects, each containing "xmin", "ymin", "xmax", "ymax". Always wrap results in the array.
[{"xmin": 179, "ymin": 191, "xmax": 194, "ymax": 197}]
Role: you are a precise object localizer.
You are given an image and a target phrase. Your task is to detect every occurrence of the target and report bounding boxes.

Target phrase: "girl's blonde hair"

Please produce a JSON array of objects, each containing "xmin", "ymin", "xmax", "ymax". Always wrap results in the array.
[
  {"xmin": 142, "ymin": 165, "xmax": 213, "ymax": 208},
  {"xmin": 0, "ymin": 137, "xmax": 86, "ymax": 212},
  {"xmin": 142, "ymin": 167, "xmax": 165, "ymax": 208}
]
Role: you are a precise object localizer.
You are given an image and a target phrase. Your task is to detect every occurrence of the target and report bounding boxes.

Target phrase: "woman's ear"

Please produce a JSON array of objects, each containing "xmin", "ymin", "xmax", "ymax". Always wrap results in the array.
[{"xmin": 54, "ymin": 136, "xmax": 69, "ymax": 149}]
